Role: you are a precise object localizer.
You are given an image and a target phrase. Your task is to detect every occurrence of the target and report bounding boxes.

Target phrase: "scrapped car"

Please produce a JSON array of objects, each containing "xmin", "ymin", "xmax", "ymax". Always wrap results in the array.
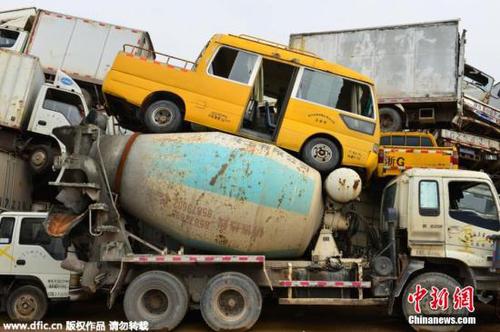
[
  {"xmin": 102, "ymin": 34, "xmax": 380, "ymax": 176},
  {"xmin": 377, "ymin": 131, "xmax": 458, "ymax": 177}
]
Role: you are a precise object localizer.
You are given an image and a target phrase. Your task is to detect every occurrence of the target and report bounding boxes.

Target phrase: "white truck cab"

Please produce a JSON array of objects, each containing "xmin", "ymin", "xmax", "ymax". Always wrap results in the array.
[
  {"xmin": 382, "ymin": 169, "xmax": 500, "ymax": 317},
  {"xmin": 0, "ymin": 211, "xmax": 81, "ymax": 322}
]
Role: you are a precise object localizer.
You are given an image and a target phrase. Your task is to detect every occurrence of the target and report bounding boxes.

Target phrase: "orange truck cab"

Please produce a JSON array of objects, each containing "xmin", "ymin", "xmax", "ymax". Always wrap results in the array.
[{"xmin": 102, "ymin": 34, "xmax": 380, "ymax": 177}]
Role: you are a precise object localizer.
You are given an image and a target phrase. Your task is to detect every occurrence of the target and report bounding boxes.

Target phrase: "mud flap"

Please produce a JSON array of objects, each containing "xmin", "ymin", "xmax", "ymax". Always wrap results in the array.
[{"xmin": 387, "ymin": 259, "xmax": 424, "ymax": 315}]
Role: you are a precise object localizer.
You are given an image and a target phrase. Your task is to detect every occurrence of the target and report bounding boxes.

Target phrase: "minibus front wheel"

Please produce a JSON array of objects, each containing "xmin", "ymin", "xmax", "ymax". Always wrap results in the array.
[{"xmin": 301, "ymin": 137, "xmax": 341, "ymax": 173}]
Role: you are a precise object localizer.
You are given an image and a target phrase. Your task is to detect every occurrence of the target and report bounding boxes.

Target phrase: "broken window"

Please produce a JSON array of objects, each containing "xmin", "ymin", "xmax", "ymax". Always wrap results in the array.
[
  {"xmin": 0, "ymin": 217, "xmax": 14, "ymax": 244},
  {"xmin": 419, "ymin": 180, "xmax": 440, "ymax": 216},
  {"xmin": 19, "ymin": 218, "xmax": 65, "ymax": 260},
  {"xmin": 297, "ymin": 68, "xmax": 374, "ymax": 119},
  {"xmin": 208, "ymin": 46, "xmax": 258, "ymax": 84},
  {"xmin": 464, "ymin": 64, "xmax": 494, "ymax": 92},
  {"xmin": 43, "ymin": 88, "xmax": 84, "ymax": 126},
  {"xmin": 448, "ymin": 181, "xmax": 500, "ymax": 231},
  {"xmin": 0, "ymin": 29, "xmax": 19, "ymax": 48}
]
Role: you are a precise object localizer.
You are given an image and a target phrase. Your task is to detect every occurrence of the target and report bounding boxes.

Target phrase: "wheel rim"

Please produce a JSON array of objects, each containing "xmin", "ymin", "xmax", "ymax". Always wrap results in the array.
[
  {"xmin": 215, "ymin": 289, "xmax": 246, "ymax": 321},
  {"xmin": 152, "ymin": 107, "xmax": 174, "ymax": 126},
  {"xmin": 14, "ymin": 294, "xmax": 37, "ymax": 318},
  {"xmin": 30, "ymin": 150, "xmax": 47, "ymax": 168},
  {"xmin": 141, "ymin": 289, "xmax": 169, "ymax": 316},
  {"xmin": 380, "ymin": 114, "xmax": 394, "ymax": 129},
  {"xmin": 311, "ymin": 143, "xmax": 333, "ymax": 163}
]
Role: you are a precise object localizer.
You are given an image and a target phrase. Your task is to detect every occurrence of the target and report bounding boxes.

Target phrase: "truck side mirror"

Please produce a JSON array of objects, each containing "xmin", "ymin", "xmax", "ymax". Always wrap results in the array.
[{"xmin": 384, "ymin": 207, "xmax": 398, "ymax": 224}]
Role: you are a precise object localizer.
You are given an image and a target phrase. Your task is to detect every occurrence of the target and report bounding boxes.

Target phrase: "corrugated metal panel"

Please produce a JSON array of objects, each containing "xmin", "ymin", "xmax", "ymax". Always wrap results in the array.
[
  {"xmin": 27, "ymin": 11, "xmax": 151, "ymax": 84},
  {"xmin": 290, "ymin": 21, "xmax": 460, "ymax": 101},
  {"xmin": 0, "ymin": 50, "xmax": 44, "ymax": 129},
  {"xmin": 0, "ymin": 152, "xmax": 32, "ymax": 211}
]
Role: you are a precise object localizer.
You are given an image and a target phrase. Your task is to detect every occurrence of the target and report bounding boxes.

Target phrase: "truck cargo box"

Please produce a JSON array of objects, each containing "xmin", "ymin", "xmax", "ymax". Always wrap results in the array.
[
  {"xmin": 0, "ymin": 49, "xmax": 45, "ymax": 130},
  {"xmin": 0, "ymin": 151, "xmax": 32, "ymax": 211},
  {"xmin": 25, "ymin": 10, "xmax": 153, "ymax": 84},
  {"xmin": 290, "ymin": 20, "xmax": 460, "ymax": 104}
]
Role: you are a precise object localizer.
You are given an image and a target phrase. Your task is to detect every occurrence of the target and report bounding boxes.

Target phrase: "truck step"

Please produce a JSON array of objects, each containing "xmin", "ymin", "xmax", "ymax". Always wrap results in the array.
[
  {"xmin": 279, "ymin": 298, "xmax": 387, "ymax": 306},
  {"xmin": 278, "ymin": 280, "xmax": 371, "ymax": 288}
]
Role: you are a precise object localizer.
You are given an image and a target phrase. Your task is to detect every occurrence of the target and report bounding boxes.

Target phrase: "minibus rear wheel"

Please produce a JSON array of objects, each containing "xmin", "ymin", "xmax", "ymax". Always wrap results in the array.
[
  {"xmin": 144, "ymin": 100, "xmax": 183, "ymax": 133},
  {"xmin": 301, "ymin": 137, "xmax": 340, "ymax": 173}
]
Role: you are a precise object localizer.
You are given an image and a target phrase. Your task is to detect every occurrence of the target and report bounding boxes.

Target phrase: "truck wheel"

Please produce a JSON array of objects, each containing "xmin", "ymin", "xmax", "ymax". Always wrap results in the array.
[
  {"xmin": 201, "ymin": 272, "xmax": 262, "ymax": 331},
  {"xmin": 29, "ymin": 145, "xmax": 54, "ymax": 174},
  {"xmin": 123, "ymin": 271, "xmax": 188, "ymax": 330},
  {"xmin": 301, "ymin": 137, "xmax": 340, "ymax": 173},
  {"xmin": 402, "ymin": 272, "xmax": 466, "ymax": 332},
  {"xmin": 144, "ymin": 100, "xmax": 183, "ymax": 133},
  {"xmin": 7, "ymin": 285, "xmax": 48, "ymax": 322},
  {"xmin": 379, "ymin": 107, "xmax": 403, "ymax": 132}
]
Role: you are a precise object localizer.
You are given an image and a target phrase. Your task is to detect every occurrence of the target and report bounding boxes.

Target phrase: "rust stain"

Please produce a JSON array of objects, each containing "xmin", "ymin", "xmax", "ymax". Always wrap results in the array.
[
  {"xmin": 46, "ymin": 213, "xmax": 82, "ymax": 237},
  {"xmin": 209, "ymin": 163, "xmax": 228, "ymax": 186},
  {"xmin": 353, "ymin": 179, "xmax": 360, "ymax": 191}
]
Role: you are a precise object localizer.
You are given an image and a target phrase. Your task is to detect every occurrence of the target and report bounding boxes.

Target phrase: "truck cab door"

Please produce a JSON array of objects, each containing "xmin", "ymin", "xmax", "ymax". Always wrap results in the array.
[
  {"xmin": 29, "ymin": 86, "xmax": 86, "ymax": 151},
  {"xmin": 444, "ymin": 179, "xmax": 500, "ymax": 267},
  {"xmin": 11, "ymin": 217, "xmax": 70, "ymax": 297},
  {"xmin": 0, "ymin": 216, "xmax": 15, "ymax": 274},
  {"xmin": 407, "ymin": 178, "xmax": 446, "ymax": 257},
  {"xmin": 194, "ymin": 45, "xmax": 260, "ymax": 133}
]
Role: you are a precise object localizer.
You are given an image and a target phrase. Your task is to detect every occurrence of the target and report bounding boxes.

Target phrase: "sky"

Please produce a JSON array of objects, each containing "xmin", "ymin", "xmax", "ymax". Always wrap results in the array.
[{"xmin": 2, "ymin": 0, "xmax": 499, "ymax": 79}]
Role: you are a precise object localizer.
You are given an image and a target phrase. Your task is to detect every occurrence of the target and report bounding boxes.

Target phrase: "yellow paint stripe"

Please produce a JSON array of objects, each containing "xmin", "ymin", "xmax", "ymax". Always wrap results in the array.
[{"xmin": 0, "ymin": 245, "xmax": 14, "ymax": 262}]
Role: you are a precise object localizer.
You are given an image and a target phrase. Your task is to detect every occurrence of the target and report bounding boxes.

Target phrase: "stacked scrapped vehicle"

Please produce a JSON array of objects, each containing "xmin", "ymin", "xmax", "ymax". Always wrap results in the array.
[{"xmin": 290, "ymin": 20, "xmax": 500, "ymax": 186}]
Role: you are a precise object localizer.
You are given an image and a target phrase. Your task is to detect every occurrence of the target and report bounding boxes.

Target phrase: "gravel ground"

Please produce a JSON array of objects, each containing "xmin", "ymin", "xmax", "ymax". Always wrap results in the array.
[{"xmin": 1, "ymin": 297, "xmax": 498, "ymax": 331}]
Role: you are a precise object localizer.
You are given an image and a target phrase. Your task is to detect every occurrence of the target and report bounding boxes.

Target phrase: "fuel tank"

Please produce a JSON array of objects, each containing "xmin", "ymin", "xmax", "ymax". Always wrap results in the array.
[{"xmin": 98, "ymin": 132, "xmax": 324, "ymax": 258}]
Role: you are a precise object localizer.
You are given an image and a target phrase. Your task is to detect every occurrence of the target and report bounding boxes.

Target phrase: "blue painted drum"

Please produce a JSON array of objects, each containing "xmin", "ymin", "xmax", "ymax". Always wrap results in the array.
[{"xmin": 102, "ymin": 132, "xmax": 324, "ymax": 258}]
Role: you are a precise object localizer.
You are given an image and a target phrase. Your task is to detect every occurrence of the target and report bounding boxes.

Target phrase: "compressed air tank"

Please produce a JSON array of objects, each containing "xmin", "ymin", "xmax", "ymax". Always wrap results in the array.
[{"xmin": 98, "ymin": 132, "xmax": 323, "ymax": 258}]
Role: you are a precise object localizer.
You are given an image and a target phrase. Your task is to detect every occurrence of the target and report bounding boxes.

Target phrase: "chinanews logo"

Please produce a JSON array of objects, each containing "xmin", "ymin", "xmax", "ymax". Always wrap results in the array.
[{"xmin": 406, "ymin": 284, "xmax": 477, "ymax": 326}]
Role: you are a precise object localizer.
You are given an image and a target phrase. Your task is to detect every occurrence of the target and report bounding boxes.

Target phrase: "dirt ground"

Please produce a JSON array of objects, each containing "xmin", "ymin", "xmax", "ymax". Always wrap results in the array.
[{"xmin": 1, "ymin": 298, "xmax": 499, "ymax": 331}]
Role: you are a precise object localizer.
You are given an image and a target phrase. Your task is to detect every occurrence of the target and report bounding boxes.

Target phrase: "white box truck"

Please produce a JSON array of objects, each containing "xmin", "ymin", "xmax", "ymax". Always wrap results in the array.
[
  {"xmin": 290, "ymin": 20, "xmax": 499, "ymax": 137},
  {"xmin": 0, "ymin": 49, "xmax": 89, "ymax": 173},
  {"xmin": 0, "ymin": 7, "xmax": 154, "ymax": 107}
]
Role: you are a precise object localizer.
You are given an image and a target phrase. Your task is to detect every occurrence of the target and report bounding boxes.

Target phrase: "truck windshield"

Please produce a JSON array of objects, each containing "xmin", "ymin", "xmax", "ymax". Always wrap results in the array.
[
  {"xmin": 0, "ymin": 29, "xmax": 19, "ymax": 48},
  {"xmin": 19, "ymin": 218, "xmax": 65, "ymax": 260},
  {"xmin": 464, "ymin": 64, "xmax": 494, "ymax": 93},
  {"xmin": 43, "ymin": 89, "xmax": 84, "ymax": 126},
  {"xmin": 448, "ymin": 181, "xmax": 500, "ymax": 231}
]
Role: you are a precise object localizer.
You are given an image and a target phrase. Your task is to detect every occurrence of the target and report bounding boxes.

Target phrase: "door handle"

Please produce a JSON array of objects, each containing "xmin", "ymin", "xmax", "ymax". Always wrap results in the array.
[
  {"xmin": 38, "ymin": 120, "xmax": 47, "ymax": 126},
  {"xmin": 16, "ymin": 259, "xmax": 26, "ymax": 266},
  {"xmin": 447, "ymin": 226, "xmax": 460, "ymax": 233}
]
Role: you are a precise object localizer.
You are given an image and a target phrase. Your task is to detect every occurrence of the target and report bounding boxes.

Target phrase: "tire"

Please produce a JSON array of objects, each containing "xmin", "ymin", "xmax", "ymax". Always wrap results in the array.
[
  {"xmin": 201, "ymin": 272, "xmax": 262, "ymax": 331},
  {"xmin": 143, "ymin": 100, "xmax": 183, "ymax": 133},
  {"xmin": 7, "ymin": 285, "xmax": 48, "ymax": 322},
  {"xmin": 402, "ymin": 272, "xmax": 467, "ymax": 332},
  {"xmin": 301, "ymin": 137, "xmax": 341, "ymax": 173},
  {"xmin": 379, "ymin": 107, "xmax": 403, "ymax": 132},
  {"xmin": 29, "ymin": 145, "xmax": 55, "ymax": 174},
  {"xmin": 81, "ymin": 88, "xmax": 93, "ymax": 109},
  {"xmin": 123, "ymin": 271, "xmax": 188, "ymax": 331}
]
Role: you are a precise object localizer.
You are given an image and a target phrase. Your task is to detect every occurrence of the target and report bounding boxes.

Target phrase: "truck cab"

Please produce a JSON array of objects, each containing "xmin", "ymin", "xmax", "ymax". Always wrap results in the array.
[
  {"xmin": 0, "ymin": 7, "xmax": 35, "ymax": 52},
  {"xmin": 382, "ymin": 169, "xmax": 499, "ymax": 312},
  {"xmin": 0, "ymin": 211, "xmax": 81, "ymax": 322}
]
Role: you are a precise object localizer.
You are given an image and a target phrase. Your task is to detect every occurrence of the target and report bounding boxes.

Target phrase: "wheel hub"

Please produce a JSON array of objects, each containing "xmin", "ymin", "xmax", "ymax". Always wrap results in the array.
[
  {"xmin": 217, "ymin": 289, "xmax": 245, "ymax": 319},
  {"xmin": 15, "ymin": 295, "xmax": 36, "ymax": 317},
  {"xmin": 142, "ymin": 289, "xmax": 169, "ymax": 315},
  {"xmin": 30, "ymin": 150, "xmax": 47, "ymax": 167},
  {"xmin": 152, "ymin": 108, "xmax": 173, "ymax": 126},
  {"xmin": 311, "ymin": 143, "xmax": 333, "ymax": 163}
]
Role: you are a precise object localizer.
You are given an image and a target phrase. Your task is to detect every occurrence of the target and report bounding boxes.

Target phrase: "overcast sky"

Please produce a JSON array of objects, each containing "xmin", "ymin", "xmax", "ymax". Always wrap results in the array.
[{"xmin": 3, "ymin": 0, "xmax": 500, "ymax": 79}]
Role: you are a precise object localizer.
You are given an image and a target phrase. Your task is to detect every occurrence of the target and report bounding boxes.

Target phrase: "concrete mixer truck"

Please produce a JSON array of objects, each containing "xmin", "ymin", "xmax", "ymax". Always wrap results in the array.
[{"xmin": 43, "ymin": 119, "xmax": 500, "ymax": 331}]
